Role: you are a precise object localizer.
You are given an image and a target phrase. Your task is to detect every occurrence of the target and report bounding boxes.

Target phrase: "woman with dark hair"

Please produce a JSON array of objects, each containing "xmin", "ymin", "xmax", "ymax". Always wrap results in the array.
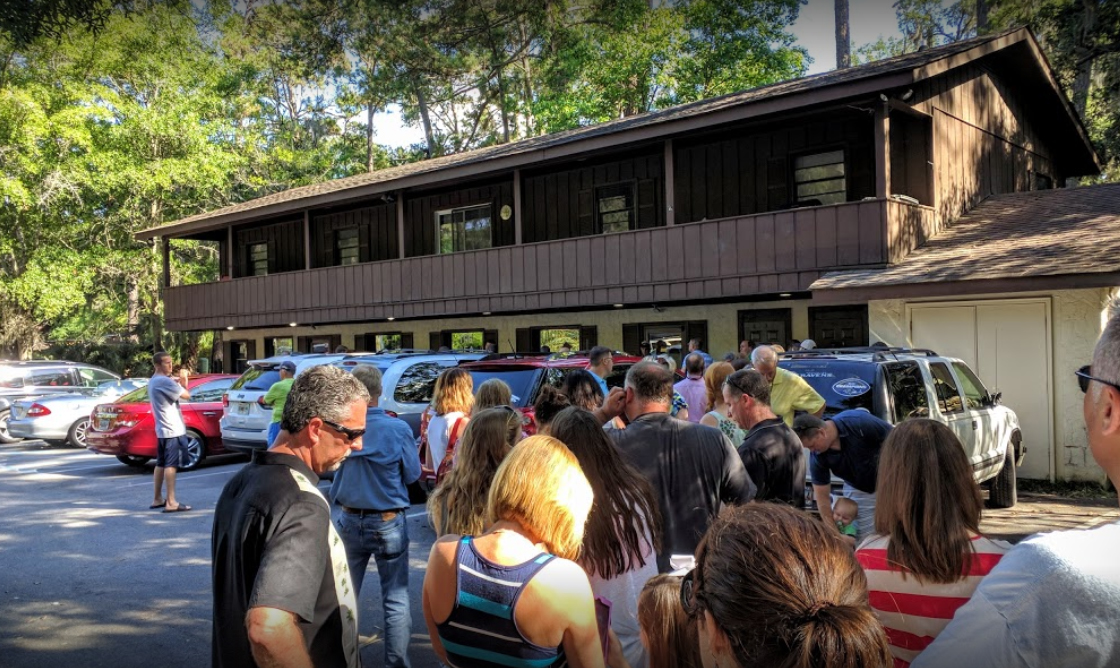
[
  {"xmin": 685, "ymin": 503, "xmax": 891, "ymax": 668},
  {"xmin": 562, "ymin": 369, "xmax": 605, "ymax": 411},
  {"xmin": 550, "ymin": 407, "xmax": 662, "ymax": 668},
  {"xmin": 427, "ymin": 406, "xmax": 522, "ymax": 536},
  {"xmin": 855, "ymin": 419, "xmax": 1010, "ymax": 667},
  {"xmin": 532, "ymin": 384, "xmax": 571, "ymax": 435}
]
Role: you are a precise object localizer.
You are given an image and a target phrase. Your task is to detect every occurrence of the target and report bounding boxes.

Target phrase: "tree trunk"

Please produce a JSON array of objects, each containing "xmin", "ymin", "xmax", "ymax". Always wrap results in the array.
[
  {"xmin": 126, "ymin": 278, "xmax": 140, "ymax": 342},
  {"xmin": 182, "ymin": 332, "xmax": 200, "ymax": 372},
  {"xmin": 366, "ymin": 99, "xmax": 375, "ymax": 172},
  {"xmin": 835, "ymin": 0, "xmax": 851, "ymax": 69},
  {"xmin": 976, "ymin": 0, "xmax": 989, "ymax": 34},
  {"xmin": 414, "ymin": 80, "xmax": 436, "ymax": 159}
]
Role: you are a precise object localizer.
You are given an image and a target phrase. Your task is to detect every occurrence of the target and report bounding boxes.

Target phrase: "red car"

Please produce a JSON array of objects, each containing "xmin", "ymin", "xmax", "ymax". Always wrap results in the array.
[
  {"xmin": 86, "ymin": 374, "xmax": 239, "ymax": 471},
  {"xmin": 416, "ymin": 353, "xmax": 644, "ymax": 486}
]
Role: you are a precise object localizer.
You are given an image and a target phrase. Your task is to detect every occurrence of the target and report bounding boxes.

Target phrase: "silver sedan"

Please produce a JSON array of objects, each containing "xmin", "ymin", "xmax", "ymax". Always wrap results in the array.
[{"xmin": 8, "ymin": 379, "xmax": 148, "ymax": 448}]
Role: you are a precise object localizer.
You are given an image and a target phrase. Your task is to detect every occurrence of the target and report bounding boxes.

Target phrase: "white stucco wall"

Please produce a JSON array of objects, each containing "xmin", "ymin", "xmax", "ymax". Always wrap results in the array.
[{"xmin": 868, "ymin": 288, "xmax": 1118, "ymax": 483}]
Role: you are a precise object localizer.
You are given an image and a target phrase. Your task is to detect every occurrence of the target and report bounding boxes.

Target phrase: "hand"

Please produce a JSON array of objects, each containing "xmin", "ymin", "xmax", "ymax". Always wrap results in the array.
[
  {"xmin": 600, "ymin": 387, "xmax": 626, "ymax": 420},
  {"xmin": 178, "ymin": 368, "xmax": 190, "ymax": 385},
  {"xmin": 606, "ymin": 628, "xmax": 631, "ymax": 668}
]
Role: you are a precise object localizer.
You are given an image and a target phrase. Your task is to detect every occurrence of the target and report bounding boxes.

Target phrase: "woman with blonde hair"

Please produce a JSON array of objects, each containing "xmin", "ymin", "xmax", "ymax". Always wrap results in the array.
[
  {"xmin": 856, "ymin": 419, "xmax": 1010, "ymax": 667},
  {"xmin": 474, "ymin": 377, "xmax": 513, "ymax": 412},
  {"xmin": 423, "ymin": 435, "xmax": 620, "ymax": 668},
  {"xmin": 699, "ymin": 361, "xmax": 745, "ymax": 445},
  {"xmin": 421, "ymin": 367, "xmax": 473, "ymax": 484},
  {"xmin": 638, "ymin": 575, "xmax": 701, "ymax": 668},
  {"xmin": 685, "ymin": 503, "xmax": 891, "ymax": 668},
  {"xmin": 427, "ymin": 406, "xmax": 522, "ymax": 536}
]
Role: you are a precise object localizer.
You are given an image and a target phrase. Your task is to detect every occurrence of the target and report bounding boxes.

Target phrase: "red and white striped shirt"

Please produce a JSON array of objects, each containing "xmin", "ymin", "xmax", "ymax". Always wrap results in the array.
[{"xmin": 856, "ymin": 534, "xmax": 1011, "ymax": 668}]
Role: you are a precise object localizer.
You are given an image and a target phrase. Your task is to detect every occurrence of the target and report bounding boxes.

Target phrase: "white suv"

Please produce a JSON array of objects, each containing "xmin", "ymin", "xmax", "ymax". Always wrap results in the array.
[{"xmin": 780, "ymin": 348, "xmax": 1024, "ymax": 508}]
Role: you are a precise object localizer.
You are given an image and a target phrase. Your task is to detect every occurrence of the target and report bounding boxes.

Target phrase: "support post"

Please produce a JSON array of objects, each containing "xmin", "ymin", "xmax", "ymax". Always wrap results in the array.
[
  {"xmin": 161, "ymin": 237, "xmax": 171, "ymax": 289},
  {"xmin": 513, "ymin": 169, "xmax": 523, "ymax": 245},
  {"xmin": 874, "ymin": 102, "xmax": 891, "ymax": 199},
  {"xmin": 303, "ymin": 210, "xmax": 312, "ymax": 270},
  {"xmin": 226, "ymin": 226, "xmax": 234, "ymax": 278},
  {"xmin": 396, "ymin": 192, "xmax": 406, "ymax": 259},
  {"xmin": 664, "ymin": 139, "xmax": 675, "ymax": 225}
]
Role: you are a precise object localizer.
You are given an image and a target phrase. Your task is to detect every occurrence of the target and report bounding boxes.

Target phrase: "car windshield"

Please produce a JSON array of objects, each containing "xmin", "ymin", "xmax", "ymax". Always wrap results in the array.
[
  {"xmin": 465, "ymin": 368, "xmax": 542, "ymax": 407},
  {"xmin": 92, "ymin": 380, "xmax": 141, "ymax": 397},
  {"xmin": 0, "ymin": 368, "xmax": 25, "ymax": 388},
  {"xmin": 118, "ymin": 385, "xmax": 150, "ymax": 404},
  {"xmin": 231, "ymin": 367, "xmax": 281, "ymax": 391},
  {"xmin": 779, "ymin": 360, "xmax": 876, "ymax": 414}
]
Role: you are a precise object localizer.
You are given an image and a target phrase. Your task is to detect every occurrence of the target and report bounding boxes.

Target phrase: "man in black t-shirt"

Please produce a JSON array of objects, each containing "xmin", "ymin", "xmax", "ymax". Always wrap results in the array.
[
  {"xmin": 724, "ymin": 368, "xmax": 806, "ymax": 507},
  {"xmin": 212, "ymin": 366, "xmax": 370, "ymax": 668}
]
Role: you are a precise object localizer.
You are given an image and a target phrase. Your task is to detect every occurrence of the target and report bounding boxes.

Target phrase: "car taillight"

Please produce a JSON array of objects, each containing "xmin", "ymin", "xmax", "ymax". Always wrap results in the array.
[
  {"xmin": 222, "ymin": 393, "xmax": 229, "ymax": 408},
  {"xmin": 257, "ymin": 396, "xmax": 267, "ymax": 407},
  {"xmin": 26, "ymin": 403, "xmax": 51, "ymax": 417},
  {"xmin": 116, "ymin": 413, "xmax": 140, "ymax": 428}
]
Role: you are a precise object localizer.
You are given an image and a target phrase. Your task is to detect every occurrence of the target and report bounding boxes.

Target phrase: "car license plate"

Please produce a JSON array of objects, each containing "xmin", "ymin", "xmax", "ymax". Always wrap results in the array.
[
  {"xmin": 97, "ymin": 418, "xmax": 109, "ymax": 431},
  {"xmin": 13, "ymin": 407, "xmax": 24, "ymax": 419},
  {"xmin": 237, "ymin": 402, "xmax": 250, "ymax": 415}
]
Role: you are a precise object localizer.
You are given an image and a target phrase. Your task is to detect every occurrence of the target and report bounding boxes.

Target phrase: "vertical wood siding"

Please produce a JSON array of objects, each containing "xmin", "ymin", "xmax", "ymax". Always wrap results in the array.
[
  {"xmin": 233, "ymin": 219, "xmax": 305, "ymax": 277},
  {"xmin": 310, "ymin": 202, "xmax": 397, "ymax": 267},
  {"xmin": 403, "ymin": 180, "xmax": 514, "ymax": 257}
]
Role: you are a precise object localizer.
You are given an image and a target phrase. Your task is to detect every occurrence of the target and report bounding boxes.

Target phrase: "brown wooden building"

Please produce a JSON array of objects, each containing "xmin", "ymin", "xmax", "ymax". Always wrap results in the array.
[{"xmin": 141, "ymin": 28, "xmax": 1100, "ymax": 375}]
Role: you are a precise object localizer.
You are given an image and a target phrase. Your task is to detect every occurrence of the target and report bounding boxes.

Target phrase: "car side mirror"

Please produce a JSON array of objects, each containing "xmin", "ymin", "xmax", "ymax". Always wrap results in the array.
[{"xmin": 985, "ymin": 390, "xmax": 1002, "ymax": 406}]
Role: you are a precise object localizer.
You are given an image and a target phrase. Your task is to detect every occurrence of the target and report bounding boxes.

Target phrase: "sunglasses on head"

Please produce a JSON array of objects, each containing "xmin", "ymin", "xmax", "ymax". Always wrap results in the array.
[
  {"xmin": 321, "ymin": 419, "xmax": 366, "ymax": 441},
  {"xmin": 679, "ymin": 569, "xmax": 701, "ymax": 617},
  {"xmin": 1076, "ymin": 365, "xmax": 1120, "ymax": 394}
]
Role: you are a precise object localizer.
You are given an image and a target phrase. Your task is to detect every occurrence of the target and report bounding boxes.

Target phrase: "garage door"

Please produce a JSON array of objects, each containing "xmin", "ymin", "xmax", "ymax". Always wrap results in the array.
[{"xmin": 910, "ymin": 300, "xmax": 1052, "ymax": 480}]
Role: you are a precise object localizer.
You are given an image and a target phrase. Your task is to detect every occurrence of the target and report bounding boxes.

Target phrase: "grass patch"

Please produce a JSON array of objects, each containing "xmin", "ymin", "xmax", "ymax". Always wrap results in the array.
[{"xmin": 1018, "ymin": 479, "xmax": 1115, "ymax": 499}]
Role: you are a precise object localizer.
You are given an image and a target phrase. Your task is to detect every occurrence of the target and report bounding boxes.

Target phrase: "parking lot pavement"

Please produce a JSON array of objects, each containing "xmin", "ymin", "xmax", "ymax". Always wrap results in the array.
[{"xmin": 2, "ymin": 440, "xmax": 1117, "ymax": 668}]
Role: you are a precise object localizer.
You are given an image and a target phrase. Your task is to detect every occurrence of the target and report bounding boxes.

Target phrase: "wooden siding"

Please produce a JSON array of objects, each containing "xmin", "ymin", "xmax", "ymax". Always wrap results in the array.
[
  {"xmin": 403, "ymin": 181, "xmax": 514, "ymax": 257},
  {"xmin": 163, "ymin": 199, "xmax": 909, "ymax": 331},
  {"xmin": 672, "ymin": 114, "xmax": 876, "ymax": 223},
  {"xmin": 911, "ymin": 62, "xmax": 1058, "ymax": 227},
  {"xmin": 233, "ymin": 218, "xmax": 305, "ymax": 277},
  {"xmin": 521, "ymin": 151, "xmax": 663, "ymax": 243},
  {"xmin": 885, "ymin": 200, "xmax": 937, "ymax": 264},
  {"xmin": 310, "ymin": 202, "xmax": 397, "ymax": 267}
]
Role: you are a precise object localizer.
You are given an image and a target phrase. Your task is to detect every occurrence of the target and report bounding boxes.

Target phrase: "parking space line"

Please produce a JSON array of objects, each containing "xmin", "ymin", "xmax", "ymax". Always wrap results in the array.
[{"xmin": 120, "ymin": 467, "xmax": 242, "ymax": 487}]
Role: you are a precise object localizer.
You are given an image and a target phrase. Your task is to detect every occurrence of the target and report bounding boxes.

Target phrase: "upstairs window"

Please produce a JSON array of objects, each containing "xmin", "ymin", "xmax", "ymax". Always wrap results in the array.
[
  {"xmin": 248, "ymin": 242, "xmax": 269, "ymax": 276},
  {"xmin": 794, "ymin": 150, "xmax": 846, "ymax": 206},
  {"xmin": 335, "ymin": 227, "xmax": 360, "ymax": 266},
  {"xmin": 597, "ymin": 183, "xmax": 635, "ymax": 234},
  {"xmin": 438, "ymin": 204, "xmax": 492, "ymax": 253}
]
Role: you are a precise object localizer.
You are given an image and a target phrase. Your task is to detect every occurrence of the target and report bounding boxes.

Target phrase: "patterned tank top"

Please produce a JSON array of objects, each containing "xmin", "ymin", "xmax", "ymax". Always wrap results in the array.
[
  {"xmin": 706, "ymin": 410, "xmax": 746, "ymax": 445},
  {"xmin": 436, "ymin": 536, "xmax": 567, "ymax": 668}
]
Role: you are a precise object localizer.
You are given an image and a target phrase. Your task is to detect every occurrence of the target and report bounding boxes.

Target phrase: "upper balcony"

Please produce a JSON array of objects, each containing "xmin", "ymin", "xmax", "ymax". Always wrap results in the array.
[{"xmin": 162, "ymin": 198, "xmax": 934, "ymax": 331}]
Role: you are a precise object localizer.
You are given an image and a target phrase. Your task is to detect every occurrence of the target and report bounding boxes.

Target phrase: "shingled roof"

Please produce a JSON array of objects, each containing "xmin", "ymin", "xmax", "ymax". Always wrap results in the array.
[
  {"xmin": 140, "ymin": 27, "xmax": 1093, "ymax": 240},
  {"xmin": 810, "ymin": 184, "xmax": 1120, "ymax": 297}
]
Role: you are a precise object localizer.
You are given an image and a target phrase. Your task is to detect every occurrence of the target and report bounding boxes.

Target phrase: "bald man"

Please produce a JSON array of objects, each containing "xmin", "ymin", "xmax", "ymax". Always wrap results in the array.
[{"xmin": 750, "ymin": 345, "xmax": 825, "ymax": 426}]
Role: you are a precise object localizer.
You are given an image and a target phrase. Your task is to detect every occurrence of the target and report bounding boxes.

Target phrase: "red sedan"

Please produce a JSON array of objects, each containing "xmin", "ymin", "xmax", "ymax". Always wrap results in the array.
[{"xmin": 86, "ymin": 374, "xmax": 239, "ymax": 471}]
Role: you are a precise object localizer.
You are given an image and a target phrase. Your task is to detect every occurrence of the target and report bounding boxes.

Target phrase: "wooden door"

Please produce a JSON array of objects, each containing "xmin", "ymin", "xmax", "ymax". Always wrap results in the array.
[
  {"xmin": 810, "ymin": 305, "xmax": 868, "ymax": 348},
  {"xmin": 738, "ymin": 308, "xmax": 792, "ymax": 347}
]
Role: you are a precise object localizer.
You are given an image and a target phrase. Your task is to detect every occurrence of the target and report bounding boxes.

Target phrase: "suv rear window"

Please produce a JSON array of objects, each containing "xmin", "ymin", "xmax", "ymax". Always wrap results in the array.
[
  {"xmin": 231, "ymin": 367, "xmax": 281, "ymax": 392},
  {"xmin": 394, "ymin": 362, "xmax": 447, "ymax": 405},
  {"xmin": 465, "ymin": 368, "xmax": 543, "ymax": 407},
  {"xmin": 780, "ymin": 361, "xmax": 876, "ymax": 414}
]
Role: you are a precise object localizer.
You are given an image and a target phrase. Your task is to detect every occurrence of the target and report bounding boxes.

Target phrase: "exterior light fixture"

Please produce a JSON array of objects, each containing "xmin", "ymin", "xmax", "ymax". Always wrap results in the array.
[
  {"xmin": 226, "ymin": 325, "xmax": 235, "ymax": 330},
  {"xmin": 483, "ymin": 311, "xmax": 492, "ymax": 316},
  {"xmin": 613, "ymin": 303, "xmax": 624, "ymax": 308},
  {"xmin": 288, "ymin": 322, "xmax": 297, "ymax": 327},
  {"xmin": 387, "ymin": 317, "xmax": 395, "ymax": 321},
  {"xmin": 779, "ymin": 293, "xmax": 792, "ymax": 298}
]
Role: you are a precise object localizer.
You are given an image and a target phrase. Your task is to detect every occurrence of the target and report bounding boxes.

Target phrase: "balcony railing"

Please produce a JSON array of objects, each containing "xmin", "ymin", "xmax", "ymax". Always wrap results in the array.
[{"xmin": 163, "ymin": 198, "xmax": 934, "ymax": 331}]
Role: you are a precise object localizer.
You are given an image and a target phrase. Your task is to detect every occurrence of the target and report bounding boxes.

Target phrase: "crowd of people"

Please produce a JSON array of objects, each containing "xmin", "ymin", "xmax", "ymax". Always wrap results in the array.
[{"xmin": 203, "ymin": 318, "xmax": 1120, "ymax": 668}]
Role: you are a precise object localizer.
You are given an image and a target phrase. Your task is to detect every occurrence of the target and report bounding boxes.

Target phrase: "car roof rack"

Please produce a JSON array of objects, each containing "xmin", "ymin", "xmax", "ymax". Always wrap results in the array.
[{"xmin": 780, "ymin": 346, "xmax": 939, "ymax": 362}]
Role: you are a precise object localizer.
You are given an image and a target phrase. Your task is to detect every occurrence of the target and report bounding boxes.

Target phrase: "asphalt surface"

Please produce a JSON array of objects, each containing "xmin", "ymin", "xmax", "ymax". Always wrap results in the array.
[
  {"xmin": 0, "ymin": 439, "xmax": 443, "ymax": 668},
  {"xmin": 1, "ymin": 439, "xmax": 1117, "ymax": 668}
]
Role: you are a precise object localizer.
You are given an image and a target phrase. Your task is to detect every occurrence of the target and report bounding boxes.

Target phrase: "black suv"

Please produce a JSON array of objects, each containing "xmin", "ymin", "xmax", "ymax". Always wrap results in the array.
[{"xmin": 779, "ymin": 347, "xmax": 1023, "ymax": 509}]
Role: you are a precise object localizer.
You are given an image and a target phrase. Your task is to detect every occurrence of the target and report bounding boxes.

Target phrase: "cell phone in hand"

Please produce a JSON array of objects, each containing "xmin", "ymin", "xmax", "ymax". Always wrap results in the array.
[{"xmin": 595, "ymin": 596, "xmax": 612, "ymax": 661}]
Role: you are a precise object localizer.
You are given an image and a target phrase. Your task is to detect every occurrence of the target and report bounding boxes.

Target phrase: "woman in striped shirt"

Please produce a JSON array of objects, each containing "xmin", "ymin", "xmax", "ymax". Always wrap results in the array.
[
  {"xmin": 855, "ymin": 419, "xmax": 1011, "ymax": 667},
  {"xmin": 422, "ymin": 435, "xmax": 622, "ymax": 668}
]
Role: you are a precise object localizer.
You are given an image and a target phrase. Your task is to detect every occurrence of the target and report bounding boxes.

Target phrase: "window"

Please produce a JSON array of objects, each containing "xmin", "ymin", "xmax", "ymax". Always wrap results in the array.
[
  {"xmin": 335, "ymin": 227, "xmax": 360, "ymax": 266},
  {"xmin": 450, "ymin": 331, "xmax": 484, "ymax": 350},
  {"xmin": 393, "ymin": 362, "xmax": 446, "ymax": 404},
  {"xmin": 596, "ymin": 184, "xmax": 635, "ymax": 234},
  {"xmin": 886, "ymin": 362, "xmax": 930, "ymax": 420},
  {"xmin": 376, "ymin": 333, "xmax": 403, "ymax": 351},
  {"xmin": 79, "ymin": 368, "xmax": 118, "ymax": 387},
  {"xmin": 438, "ymin": 204, "xmax": 492, "ymax": 253},
  {"xmin": 793, "ymin": 150, "xmax": 846, "ymax": 205},
  {"xmin": 539, "ymin": 328, "xmax": 579, "ymax": 352},
  {"xmin": 248, "ymin": 242, "xmax": 269, "ymax": 276},
  {"xmin": 929, "ymin": 362, "xmax": 964, "ymax": 414},
  {"xmin": 268, "ymin": 337, "xmax": 294, "ymax": 356},
  {"xmin": 30, "ymin": 370, "xmax": 74, "ymax": 387},
  {"xmin": 952, "ymin": 362, "xmax": 988, "ymax": 410},
  {"xmin": 189, "ymin": 378, "xmax": 235, "ymax": 403}
]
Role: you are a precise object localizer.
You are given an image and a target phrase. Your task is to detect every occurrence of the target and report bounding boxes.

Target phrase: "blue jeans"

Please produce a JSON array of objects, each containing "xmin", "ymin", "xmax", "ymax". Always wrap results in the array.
[
  {"xmin": 335, "ymin": 510, "xmax": 411, "ymax": 668},
  {"xmin": 266, "ymin": 421, "xmax": 281, "ymax": 447}
]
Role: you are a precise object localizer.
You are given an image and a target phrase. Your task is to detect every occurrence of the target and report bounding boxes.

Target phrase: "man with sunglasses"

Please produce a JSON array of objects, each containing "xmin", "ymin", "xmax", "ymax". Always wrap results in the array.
[
  {"xmin": 212, "ymin": 365, "xmax": 370, "ymax": 668},
  {"xmin": 329, "ymin": 365, "xmax": 421, "ymax": 668},
  {"xmin": 913, "ymin": 312, "xmax": 1120, "ymax": 668}
]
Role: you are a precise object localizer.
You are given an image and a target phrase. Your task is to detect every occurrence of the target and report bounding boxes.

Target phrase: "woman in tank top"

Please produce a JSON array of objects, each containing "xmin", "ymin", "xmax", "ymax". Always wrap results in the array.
[
  {"xmin": 423, "ymin": 435, "xmax": 625, "ymax": 668},
  {"xmin": 699, "ymin": 361, "xmax": 745, "ymax": 445}
]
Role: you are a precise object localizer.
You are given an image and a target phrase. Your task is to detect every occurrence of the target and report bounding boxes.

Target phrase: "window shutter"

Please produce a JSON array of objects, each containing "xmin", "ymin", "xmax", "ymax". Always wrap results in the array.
[
  {"xmin": 622, "ymin": 324, "xmax": 641, "ymax": 358},
  {"xmin": 267, "ymin": 240, "xmax": 277, "ymax": 275},
  {"xmin": 358, "ymin": 223, "xmax": 371, "ymax": 263},
  {"xmin": 767, "ymin": 157, "xmax": 789, "ymax": 210},
  {"xmin": 684, "ymin": 321, "xmax": 709, "ymax": 356},
  {"xmin": 297, "ymin": 336, "xmax": 312, "ymax": 353},
  {"xmin": 429, "ymin": 332, "xmax": 442, "ymax": 351},
  {"xmin": 515, "ymin": 328, "xmax": 531, "ymax": 353},
  {"xmin": 579, "ymin": 326, "xmax": 598, "ymax": 352},
  {"xmin": 401, "ymin": 333, "xmax": 414, "ymax": 350},
  {"xmin": 484, "ymin": 329, "xmax": 499, "ymax": 353},
  {"xmin": 637, "ymin": 179, "xmax": 658, "ymax": 229},
  {"xmin": 263, "ymin": 338, "xmax": 276, "ymax": 358},
  {"xmin": 578, "ymin": 188, "xmax": 595, "ymax": 236}
]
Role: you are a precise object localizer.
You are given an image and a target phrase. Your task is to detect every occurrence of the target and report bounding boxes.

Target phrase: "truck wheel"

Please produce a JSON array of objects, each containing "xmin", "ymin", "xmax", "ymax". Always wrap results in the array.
[
  {"xmin": 116, "ymin": 454, "xmax": 151, "ymax": 468},
  {"xmin": 987, "ymin": 445, "xmax": 1017, "ymax": 509},
  {"xmin": 0, "ymin": 410, "xmax": 19, "ymax": 444},
  {"xmin": 67, "ymin": 418, "xmax": 90, "ymax": 448}
]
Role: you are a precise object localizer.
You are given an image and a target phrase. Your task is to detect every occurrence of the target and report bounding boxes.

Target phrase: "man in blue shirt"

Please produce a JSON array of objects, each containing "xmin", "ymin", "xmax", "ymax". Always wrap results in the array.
[
  {"xmin": 687, "ymin": 338, "xmax": 713, "ymax": 369},
  {"xmin": 330, "ymin": 365, "xmax": 421, "ymax": 668},
  {"xmin": 587, "ymin": 345, "xmax": 614, "ymax": 396},
  {"xmin": 794, "ymin": 410, "xmax": 892, "ymax": 541}
]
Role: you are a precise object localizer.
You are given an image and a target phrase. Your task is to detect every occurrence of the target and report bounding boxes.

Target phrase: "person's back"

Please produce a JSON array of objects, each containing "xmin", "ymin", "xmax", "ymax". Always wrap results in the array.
[
  {"xmin": 737, "ymin": 417, "xmax": 805, "ymax": 506},
  {"xmin": 674, "ymin": 354, "xmax": 707, "ymax": 425},
  {"xmin": 611, "ymin": 412, "xmax": 752, "ymax": 571}
]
